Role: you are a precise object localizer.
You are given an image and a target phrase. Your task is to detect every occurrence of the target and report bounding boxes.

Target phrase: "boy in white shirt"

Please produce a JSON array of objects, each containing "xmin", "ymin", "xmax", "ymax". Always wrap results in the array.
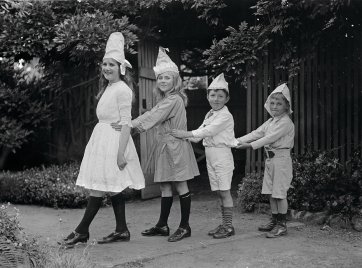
[
  {"xmin": 236, "ymin": 83, "xmax": 295, "ymax": 238},
  {"xmin": 171, "ymin": 73, "xmax": 238, "ymax": 239}
]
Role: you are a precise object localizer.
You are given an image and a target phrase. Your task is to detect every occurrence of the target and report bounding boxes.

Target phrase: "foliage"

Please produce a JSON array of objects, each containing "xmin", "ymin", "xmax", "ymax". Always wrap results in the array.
[
  {"xmin": 0, "ymin": 203, "xmax": 47, "ymax": 267},
  {"xmin": 203, "ymin": 0, "xmax": 361, "ymax": 80},
  {"xmin": 0, "ymin": 58, "xmax": 61, "ymax": 169},
  {"xmin": 54, "ymin": 11, "xmax": 138, "ymax": 67},
  {"xmin": 0, "ymin": 163, "xmax": 137, "ymax": 208},
  {"xmin": 236, "ymin": 171, "xmax": 268, "ymax": 212},
  {"xmin": 237, "ymin": 149, "xmax": 362, "ymax": 218}
]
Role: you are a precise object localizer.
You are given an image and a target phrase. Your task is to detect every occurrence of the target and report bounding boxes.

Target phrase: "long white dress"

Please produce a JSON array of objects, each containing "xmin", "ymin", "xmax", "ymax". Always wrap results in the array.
[{"xmin": 76, "ymin": 81, "xmax": 145, "ymax": 192}]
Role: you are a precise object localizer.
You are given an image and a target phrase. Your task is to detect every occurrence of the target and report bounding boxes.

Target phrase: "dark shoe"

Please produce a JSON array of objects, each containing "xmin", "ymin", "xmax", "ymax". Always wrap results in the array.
[
  {"xmin": 266, "ymin": 224, "xmax": 287, "ymax": 238},
  {"xmin": 141, "ymin": 225, "xmax": 170, "ymax": 236},
  {"xmin": 258, "ymin": 216, "xmax": 278, "ymax": 232},
  {"xmin": 208, "ymin": 225, "xmax": 223, "ymax": 236},
  {"xmin": 213, "ymin": 225, "xmax": 235, "ymax": 239},
  {"xmin": 57, "ymin": 231, "xmax": 89, "ymax": 245},
  {"xmin": 98, "ymin": 230, "xmax": 130, "ymax": 244},
  {"xmin": 62, "ymin": 232, "xmax": 89, "ymax": 248},
  {"xmin": 168, "ymin": 226, "xmax": 191, "ymax": 242}
]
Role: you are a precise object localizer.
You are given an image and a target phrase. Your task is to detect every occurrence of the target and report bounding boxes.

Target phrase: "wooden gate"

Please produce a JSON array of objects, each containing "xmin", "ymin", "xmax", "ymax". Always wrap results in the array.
[{"xmin": 137, "ymin": 40, "xmax": 160, "ymax": 199}]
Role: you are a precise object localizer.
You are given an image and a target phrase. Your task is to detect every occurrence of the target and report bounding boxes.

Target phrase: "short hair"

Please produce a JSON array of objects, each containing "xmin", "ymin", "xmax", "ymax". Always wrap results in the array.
[
  {"xmin": 207, "ymin": 88, "xmax": 229, "ymax": 98},
  {"xmin": 270, "ymin": 92, "xmax": 290, "ymax": 112}
]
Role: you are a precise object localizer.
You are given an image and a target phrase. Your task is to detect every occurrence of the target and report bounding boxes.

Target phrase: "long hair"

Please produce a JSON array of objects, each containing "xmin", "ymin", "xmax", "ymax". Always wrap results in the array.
[
  {"xmin": 153, "ymin": 72, "xmax": 188, "ymax": 107},
  {"xmin": 96, "ymin": 63, "xmax": 135, "ymax": 103}
]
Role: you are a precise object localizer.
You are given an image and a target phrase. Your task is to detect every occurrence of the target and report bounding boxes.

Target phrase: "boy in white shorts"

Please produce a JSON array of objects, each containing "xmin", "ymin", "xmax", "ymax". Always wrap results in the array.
[
  {"xmin": 171, "ymin": 73, "xmax": 238, "ymax": 239},
  {"xmin": 236, "ymin": 83, "xmax": 295, "ymax": 238}
]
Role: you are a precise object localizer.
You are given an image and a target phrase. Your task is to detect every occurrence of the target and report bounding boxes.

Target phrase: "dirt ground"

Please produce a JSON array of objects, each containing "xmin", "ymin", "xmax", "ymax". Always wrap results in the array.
[{"xmin": 9, "ymin": 185, "xmax": 362, "ymax": 268}]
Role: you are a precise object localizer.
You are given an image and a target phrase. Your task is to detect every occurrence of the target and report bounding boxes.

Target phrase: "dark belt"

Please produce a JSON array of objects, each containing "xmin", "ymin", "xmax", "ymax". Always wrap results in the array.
[{"xmin": 264, "ymin": 150, "xmax": 275, "ymax": 158}]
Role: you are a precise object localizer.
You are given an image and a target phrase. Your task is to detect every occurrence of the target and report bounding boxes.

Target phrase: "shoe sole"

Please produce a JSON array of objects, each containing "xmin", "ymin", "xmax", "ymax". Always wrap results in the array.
[
  {"xmin": 98, "ymin": 238, "xmax": 130, "ymax": 244},
  {"xmin": 213, "ymin": 232, "xmax": 235, "ymax": 239},
  {"xmin": 266, "ymin": 231, "xmax": 287, "ymax": 238},
  {"xmin": 141, "ymin": 233, "xmax": 169, "ymax": 237}
]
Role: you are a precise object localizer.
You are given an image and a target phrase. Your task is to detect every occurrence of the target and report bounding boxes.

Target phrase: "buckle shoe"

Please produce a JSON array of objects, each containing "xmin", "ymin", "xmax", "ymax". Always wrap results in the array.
[
  {"xmin": 213, "ymin": 225, "xmax": 235, "ymax": 239},
  {"xmin": 62, "ymin": 232, "xmax": 89, "ymax": 248},
  {"xmin": 168, "ymin": 226, "xmax": 191, "ymax": 242},
  {"xmin": 141, "ymin": 225, "xmax": 170, "ymax": 236},
  {"xmin": 208, "ymin": 225, "xmax": 223, "ymax": 236},
  {"xmin": 98, "ymin": 230, "xmax": 130, "ymax": 244}
]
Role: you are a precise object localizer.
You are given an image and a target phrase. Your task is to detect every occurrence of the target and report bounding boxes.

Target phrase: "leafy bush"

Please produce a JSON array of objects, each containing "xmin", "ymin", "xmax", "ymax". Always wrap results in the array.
[
  {"xmin": 0, "ymin": 163, "xmax": 138, "ymax": 208},
  {"xmin": 236, "ymin": 172, "xmax": 268, "ymax": 212},
  {"xmin": 237, "ymin": 149, "xmax": 362, "ymax": 218},
  {"xmin": 0, "ymin": 203, "xmax": 47, "ymax": 267}
]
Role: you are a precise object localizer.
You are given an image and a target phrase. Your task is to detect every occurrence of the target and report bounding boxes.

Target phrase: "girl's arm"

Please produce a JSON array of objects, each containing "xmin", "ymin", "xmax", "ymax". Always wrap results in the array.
[{"xmin": 117, "ymin": 125, "xmax": 131, "ymax": 170}]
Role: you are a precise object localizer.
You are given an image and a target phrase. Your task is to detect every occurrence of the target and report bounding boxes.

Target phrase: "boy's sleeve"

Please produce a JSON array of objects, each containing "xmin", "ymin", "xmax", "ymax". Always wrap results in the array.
[
  {"xmin": 135, "ymin": 96, "xmax": 177, "ymax": 131},
  {"xmin": 250, "ymin": 119, "xmax": 293, "ymax": 149},
  {"xmin": 237, "ymin": 120, "xmax": 269, "ymax": 143},
  {"xmin": 191, "ymin": 112, "xmax": 230, "ymax": 139}
]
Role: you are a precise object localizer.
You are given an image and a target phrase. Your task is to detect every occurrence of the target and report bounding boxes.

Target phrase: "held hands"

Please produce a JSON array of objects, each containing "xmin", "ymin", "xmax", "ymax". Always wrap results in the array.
[
  {"xmin": 117, "ymin": 154, "xmax": 127, "ymax": 170},
  {"xmin": 170, "ymin": 129, "xmax": 190, "ymax": 139},
  {"xmin": 235, "ymin": 142, "xmax": 252, "ymax": 149},
  {"xmin": 111, "ymin": 121, "xmax": 122, "ymax": 131}
]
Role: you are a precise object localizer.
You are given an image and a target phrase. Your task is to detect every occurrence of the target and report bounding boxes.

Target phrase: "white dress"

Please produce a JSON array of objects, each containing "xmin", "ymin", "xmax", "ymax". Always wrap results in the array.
[{"xmin": 76, "ymin": 81, "xmax": 145, "ymax": 192}]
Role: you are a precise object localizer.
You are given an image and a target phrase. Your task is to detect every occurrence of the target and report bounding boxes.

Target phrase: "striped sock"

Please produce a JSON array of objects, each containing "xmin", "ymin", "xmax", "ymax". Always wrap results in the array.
[{"xmin": 223, "ymin": 207, "xmax": 233, "ymax": 228}]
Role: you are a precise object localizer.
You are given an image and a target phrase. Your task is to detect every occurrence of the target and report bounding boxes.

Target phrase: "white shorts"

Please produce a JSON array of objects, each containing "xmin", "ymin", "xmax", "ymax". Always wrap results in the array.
[
  {"xmin": 205, "ymin": 147, "xmax": 234, "ymax": 191},
  {"xmin": 262, "ymin": 152, "xmax": 293, "ymax": 199}
]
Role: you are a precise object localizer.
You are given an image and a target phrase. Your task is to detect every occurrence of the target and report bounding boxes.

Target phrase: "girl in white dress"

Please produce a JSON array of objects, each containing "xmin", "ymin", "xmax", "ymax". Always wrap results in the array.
[{"xmin": 61, "ymin": 32, "xmax": 145, "ymax": 248}]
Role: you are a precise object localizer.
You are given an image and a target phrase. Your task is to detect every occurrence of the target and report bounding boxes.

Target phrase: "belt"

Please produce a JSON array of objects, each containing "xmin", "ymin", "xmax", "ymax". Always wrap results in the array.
[{"xmin": 264, "ymin": 148, "xmax": 290, "ymax": 159}]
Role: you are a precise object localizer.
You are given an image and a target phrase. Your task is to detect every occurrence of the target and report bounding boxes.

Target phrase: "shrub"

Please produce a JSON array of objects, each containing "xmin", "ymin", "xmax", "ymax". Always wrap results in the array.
[
  {"xmin": 0, "ymin": 163, "xmax": 138, "ymax": 208},
  {"xmin": 236, "ymin": 149, "xmax": 362, "ymax": 218},
  {"xmin": 236, "ymin": 172, "xmax": 268, "ymax": 212}
]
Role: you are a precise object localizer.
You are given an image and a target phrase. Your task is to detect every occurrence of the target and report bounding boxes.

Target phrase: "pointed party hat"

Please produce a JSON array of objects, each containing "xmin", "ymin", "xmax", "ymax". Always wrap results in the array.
[
  {"xmin": 153, "ymin": 47, "xmax": 179, "ymax": 77},
  {"xmin": 264, "ymin": 83, "xmax": 293, "ymax": 116},
  {"xmin": 103, "ymin": 32, "xmax": 132, "ymax": 75},
  {"xmin": 208, "ymin": 73, "xmax": 229, "ymax": 93}
]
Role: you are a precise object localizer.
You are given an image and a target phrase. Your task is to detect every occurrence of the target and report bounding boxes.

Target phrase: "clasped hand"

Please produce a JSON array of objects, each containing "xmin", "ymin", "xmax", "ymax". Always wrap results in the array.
[{"xmin": 169, "ymin": 129, "xmax": 189, "ymax": 139}]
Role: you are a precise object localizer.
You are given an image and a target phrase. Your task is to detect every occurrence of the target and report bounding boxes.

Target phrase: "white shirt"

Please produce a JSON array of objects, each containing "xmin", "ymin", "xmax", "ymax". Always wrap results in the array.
[
  {"xmin": 191, "ymin": 106, "xmax": 239, "ymax": 148},
  {"xmin": 237, "ymin": 113, "xmax": 294, "ymax": 150}
]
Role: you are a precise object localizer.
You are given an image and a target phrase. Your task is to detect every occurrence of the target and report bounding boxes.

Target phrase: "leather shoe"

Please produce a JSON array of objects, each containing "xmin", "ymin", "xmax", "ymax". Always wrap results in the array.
[
  {"xmin": 62, "ymin": 231, "xmax": 89, "ymax": 248},
  {"xmin": 266, "ymin": 224, "xmax": 287, "ymax": 238},
  {"xmin": 98, "ymin": 230, "xmax": 130, "ymax": 244},
  {"xmin": 208, "ymin": 225, "xmax": 223, "ymax": 236},
  {"xmin": 213, "ymin": 225, "xmax": 235, "ymax": 239},
  {"xmin": 168, "ymin": 226, "xmax": 191, "ymax": 242},
  {"xmin": 141, "ymin": 225, "xmax": 170, "ymax": 236}
]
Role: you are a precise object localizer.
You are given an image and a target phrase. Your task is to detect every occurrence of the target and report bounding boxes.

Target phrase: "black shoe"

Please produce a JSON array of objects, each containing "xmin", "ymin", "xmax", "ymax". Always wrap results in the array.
[
  {"xmin": 258, "ymin": 216, "xmax": 278, "ymax": 232},
  {"xmin": 141, "ymin": 225, "xmax": 170, "ymax": 236},
  {"xmin": 98, "ymin": 230, "xmax": 130, "ymax": 244},
  {"xmin": 62, "ymin": 232, "xmax": 89, "ymax": 248},
  {"xmin": 266, "ymin": 223, "xmax": 287, "ymax": 238},
  {"xmin": 57, "ymin": 231, "xmax": 89, "ymax": 245},
  {"xmin": 208, "ymin": 225, "xmax": 223, "ymax": 236},
  {"xmin": 213, "ymin": 225, "xmax": 235, "ymax": 239},
  {"xmin": 168, "ymin": 226, "xmax": 191, "ymax": 242}
]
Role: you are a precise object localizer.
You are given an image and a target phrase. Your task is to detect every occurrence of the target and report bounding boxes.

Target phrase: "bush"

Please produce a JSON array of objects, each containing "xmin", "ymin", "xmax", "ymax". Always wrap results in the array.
[
  {"xmin": 237, "ymin": 149, "xmax": 362, "ymax": 218},
  {"xmin": 236, "ymin": 172, "xmax": 268, "ymax": 212},
  {"xmin": 0, "ymin": 203, "xmax": 47, "ymax": 267},
  {"xmin": 0, "ymin": 163, "xmax": 138, "ymax": 208}
]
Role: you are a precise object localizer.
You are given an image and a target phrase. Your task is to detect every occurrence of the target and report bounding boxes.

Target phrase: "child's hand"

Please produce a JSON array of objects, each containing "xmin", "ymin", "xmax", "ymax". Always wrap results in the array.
[
  {"xmin": 111, "ymin": 121, "xmax": 123, "ymax": 131},
  {"xmin": 117, "ymin": 155, "xmax": 127, "ymax": 170},
  {"xmin": 170, "ymin": 129, "xmax": 189, "ymax": 139},
  {"xmin": 235, "ymin": 142, "xmax": 251, "ymax": 149}
]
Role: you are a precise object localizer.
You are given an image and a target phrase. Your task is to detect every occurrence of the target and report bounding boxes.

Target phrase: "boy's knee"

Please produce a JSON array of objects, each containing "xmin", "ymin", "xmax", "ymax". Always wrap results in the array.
[{"xmin": 90, "ymin": 190, "xmax": 105, "ymax": 197}]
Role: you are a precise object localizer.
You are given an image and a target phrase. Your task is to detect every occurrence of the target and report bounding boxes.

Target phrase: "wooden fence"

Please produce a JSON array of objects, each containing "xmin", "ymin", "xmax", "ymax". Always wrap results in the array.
[{"xmin": 245, "ymin": 40, "xmax": 362, "ymax": 173}]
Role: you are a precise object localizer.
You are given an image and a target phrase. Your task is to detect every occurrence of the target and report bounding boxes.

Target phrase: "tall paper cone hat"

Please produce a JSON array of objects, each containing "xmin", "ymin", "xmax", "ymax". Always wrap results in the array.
[
  {"xmin": 208, "ymin": 73, "xmax": 229, "ymax": 93},
  {"xmin": 103, "ymin": 32, "xmax": 132, "ymax": 75},
  {"xmin": 264, "ymin": 83, "xmax": 293, "ymax": 116},
  {"xmin": 153, "ymin": 47, "xmax": 179, "ymax": 77}
]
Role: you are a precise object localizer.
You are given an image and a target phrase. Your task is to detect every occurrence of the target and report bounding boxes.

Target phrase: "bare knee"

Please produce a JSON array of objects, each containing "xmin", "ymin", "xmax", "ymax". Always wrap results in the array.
[
  {"xmin": 89, "ymin": 190, "xmax": 105, "ymax": 197},
  {"xmin": 160, "ymin": 182, "xmax": 173, "ymax": 197},
  {"xmin": 174, "ymin": 181, "xmax": 189, "ymax": 195}
]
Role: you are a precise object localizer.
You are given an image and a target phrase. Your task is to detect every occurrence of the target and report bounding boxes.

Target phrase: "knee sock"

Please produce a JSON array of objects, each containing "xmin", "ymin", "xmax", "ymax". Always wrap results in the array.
[
  {"xmin": 111, "ymin": 192, "xmax": 127, "ymax": 232},
  {"xmin": 156, "ymin": 196, "xmax": 173, "ymax": 227},
  {"xmin": 75, "ymin": 196, "xmax": 103, "ymax": 234},
  {"xmin": 223, "ymin": 206, "xmax": 233, "ymax": 227},
  {"xmin": 270, "ymin": 197, "xmax": 278, "ymax": 214},
  {"xmin": 179, "ymin": 192, "xmax": 191, "ymax": 228},
  {"xmin": 220, "ymin": 205, "xmax": 224, "ymax": 225}
]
